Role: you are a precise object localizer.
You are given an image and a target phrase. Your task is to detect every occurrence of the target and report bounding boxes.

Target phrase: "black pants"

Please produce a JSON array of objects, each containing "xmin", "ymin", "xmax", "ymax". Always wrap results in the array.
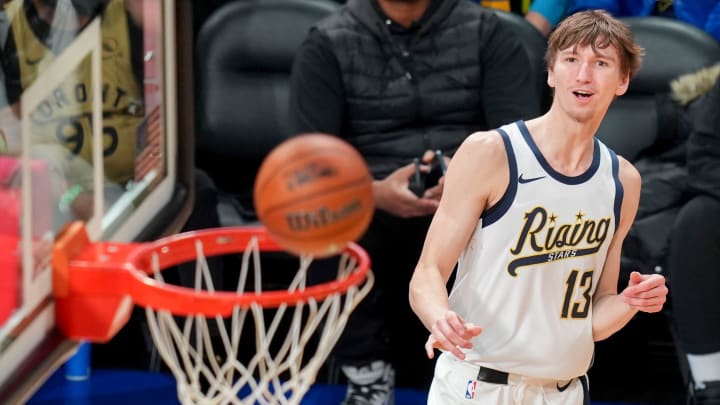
[
  {"xmin": 667, "ymin": 195, "xmax": 720, "ymax": 354},
  {"xmin": 316, "ymin": 210, "xmax": 436, "ymax": 389}
]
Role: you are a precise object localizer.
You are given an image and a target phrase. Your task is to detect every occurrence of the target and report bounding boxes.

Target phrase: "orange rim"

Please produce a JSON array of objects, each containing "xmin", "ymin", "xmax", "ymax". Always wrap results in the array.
[
  {"xmin": 53, "ymin": 222, "xmax": 371, "ymax": 341},
  {"xmin": 126, "ymin": 225, "xmax": 371, "ymax": 314}
]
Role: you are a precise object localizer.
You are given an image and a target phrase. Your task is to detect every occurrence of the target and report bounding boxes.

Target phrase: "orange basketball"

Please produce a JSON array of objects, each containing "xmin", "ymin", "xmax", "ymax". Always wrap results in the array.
[{"xmin": 253, "ymin": 133, "xmax": 374, "ymax": 257}]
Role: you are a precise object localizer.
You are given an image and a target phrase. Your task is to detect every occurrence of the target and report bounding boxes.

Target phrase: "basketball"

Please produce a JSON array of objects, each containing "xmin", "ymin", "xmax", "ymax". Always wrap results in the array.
[{"xmin": 253, "ymin": 133, "xmax": 374, "ymax": 257}]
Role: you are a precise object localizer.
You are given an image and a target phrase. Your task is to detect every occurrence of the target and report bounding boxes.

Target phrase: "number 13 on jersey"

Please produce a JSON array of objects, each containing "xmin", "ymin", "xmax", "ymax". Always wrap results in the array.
[{"xmin": 561, "ymin": 269, "xmax": 594, "ymax": 319}]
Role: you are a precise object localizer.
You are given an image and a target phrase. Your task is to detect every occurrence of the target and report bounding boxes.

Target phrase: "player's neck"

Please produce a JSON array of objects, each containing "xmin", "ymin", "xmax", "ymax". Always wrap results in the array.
[
  {"xmin": 545, "ymin": 102, "xmax": 605, "ymax": 140},
  {"xmin": 377, "ymin": 0, "xmax": 431, "ymax": 28},
  {"xmin": 524, "ymin": 112, "xmax": 598, "ymax": 176}
]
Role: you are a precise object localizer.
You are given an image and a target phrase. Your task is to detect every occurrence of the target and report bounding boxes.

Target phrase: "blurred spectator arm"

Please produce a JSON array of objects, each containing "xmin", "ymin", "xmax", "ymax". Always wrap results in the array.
[{"xmin": 525, "ymin": 0, "xmax": 569, "ymax": 36}]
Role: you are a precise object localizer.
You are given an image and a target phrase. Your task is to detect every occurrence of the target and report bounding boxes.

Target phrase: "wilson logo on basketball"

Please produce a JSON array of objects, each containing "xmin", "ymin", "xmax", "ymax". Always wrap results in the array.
[
  {"xmin": 285, "ymin": 199, "xmax": 363, "ymax": 231},
  {"xmin": 254, "ymin": 133, "xmax": 374, "ymax": 257},
  {"xmin": 286, "ymin": 162, "xmax": 337, "ymax": 191}
]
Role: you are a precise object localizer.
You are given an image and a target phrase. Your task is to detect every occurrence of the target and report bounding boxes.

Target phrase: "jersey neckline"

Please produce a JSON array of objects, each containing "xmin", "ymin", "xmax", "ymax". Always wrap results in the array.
[{"xmin": 516, "ymin": 120, "xmax": 601, "ymax": 185}]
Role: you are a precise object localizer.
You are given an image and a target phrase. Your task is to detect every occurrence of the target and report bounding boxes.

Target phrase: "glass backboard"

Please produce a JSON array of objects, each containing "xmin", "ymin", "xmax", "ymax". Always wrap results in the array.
[{"xmin": 0, "ymin": 0, "xmax": 187, "ymax": 402}]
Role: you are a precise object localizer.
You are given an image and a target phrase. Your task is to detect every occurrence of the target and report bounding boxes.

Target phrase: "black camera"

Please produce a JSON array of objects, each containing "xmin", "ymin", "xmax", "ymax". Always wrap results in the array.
[{"xmin": 408, "ymin": 150, "xmax": 447, "ymax": 198}]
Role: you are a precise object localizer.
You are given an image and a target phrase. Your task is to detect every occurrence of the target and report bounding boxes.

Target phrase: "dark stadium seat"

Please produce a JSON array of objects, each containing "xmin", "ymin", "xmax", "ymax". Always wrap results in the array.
[
  {"xmin": 597, "ymin": 17, "xmax": 720, "ymax": 162},
  {"xmin": 610, "ymin": 17, "xmax": 720, "ymax": 277},
  {"xmin": 195, "ymin": 0, "xmax": 340, "ymax": 225}
]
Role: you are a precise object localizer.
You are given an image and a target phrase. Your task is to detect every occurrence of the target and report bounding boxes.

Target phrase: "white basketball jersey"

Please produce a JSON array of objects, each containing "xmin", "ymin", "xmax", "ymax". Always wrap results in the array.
[{"xmin": 449, "ymin": 120, "xmax": 622, "ymax": 380}]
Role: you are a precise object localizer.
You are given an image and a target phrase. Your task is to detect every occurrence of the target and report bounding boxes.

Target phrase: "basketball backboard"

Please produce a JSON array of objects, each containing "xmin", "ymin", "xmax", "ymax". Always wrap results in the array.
[{"xmin": 0, "ymin": 0, "xmax": 191, "ymax": 402}]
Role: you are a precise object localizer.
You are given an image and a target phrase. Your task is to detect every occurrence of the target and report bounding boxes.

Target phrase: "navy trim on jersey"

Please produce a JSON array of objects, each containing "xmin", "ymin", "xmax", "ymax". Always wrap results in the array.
[
  {"xmin": 517, "ymin": 120, "xmax": 601, "ymax": 185},
  {"xmin": 580, "ymin": 375, "xmax": 591, "ymax": 405},
  {"xmin": 482, "ymin": 129, "xmax": 517, "ymax": 227},
  {"xmin": 609, "ymin": 147, "xmax": 623, "ymax": 231}
]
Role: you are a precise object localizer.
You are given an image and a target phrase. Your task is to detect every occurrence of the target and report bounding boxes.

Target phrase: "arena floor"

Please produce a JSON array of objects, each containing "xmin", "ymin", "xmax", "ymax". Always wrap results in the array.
[
  {"xmin": 28, "ymin": 305, "xmax": 686, "ymax": 405},
  {"xmin": 28, "ymin": 368, "xmax": 678, "ymax": 405}
]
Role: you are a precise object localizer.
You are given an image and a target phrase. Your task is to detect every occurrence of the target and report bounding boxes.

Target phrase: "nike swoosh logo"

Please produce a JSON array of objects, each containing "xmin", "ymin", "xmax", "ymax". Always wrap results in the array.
[
  {"xmin": 557, "ymin": 379, "xmax": 573, "ymax": 392},
  {"xmin": 518, "ymin": 174, "xmax": 546, "ymax": 184}
]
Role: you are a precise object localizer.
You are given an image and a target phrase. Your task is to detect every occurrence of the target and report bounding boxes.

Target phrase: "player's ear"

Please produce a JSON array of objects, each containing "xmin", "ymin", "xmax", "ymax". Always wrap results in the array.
[
  {"xmin": 615, "ymin": 72, "xmax": 629, "ymax": 96},
  {"xmin": 547, "ymin": 67, "xmax": 556, "ymax": 88}
]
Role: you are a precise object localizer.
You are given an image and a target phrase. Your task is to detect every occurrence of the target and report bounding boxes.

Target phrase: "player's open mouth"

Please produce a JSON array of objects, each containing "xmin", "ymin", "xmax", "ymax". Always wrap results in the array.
[{"xmin": 572, "ymin": 90, "xmax": 593, "ymax": 99}]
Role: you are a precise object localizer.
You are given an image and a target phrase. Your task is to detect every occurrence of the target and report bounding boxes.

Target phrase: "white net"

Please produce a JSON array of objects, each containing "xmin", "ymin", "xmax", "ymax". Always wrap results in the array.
[{"xmin": 144, "ymin": 236, "xmax": 373, "ymax": 405}]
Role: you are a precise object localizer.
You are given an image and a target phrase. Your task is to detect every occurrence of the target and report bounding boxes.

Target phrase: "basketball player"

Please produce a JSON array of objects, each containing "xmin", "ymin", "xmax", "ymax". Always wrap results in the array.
[
  {"xmin": 409, "ymin": 10, "xmax": 668, "ymax": 404},
  {"xmin": 0, "ymin": 0, "xmax": 144, "ymax": 220}
]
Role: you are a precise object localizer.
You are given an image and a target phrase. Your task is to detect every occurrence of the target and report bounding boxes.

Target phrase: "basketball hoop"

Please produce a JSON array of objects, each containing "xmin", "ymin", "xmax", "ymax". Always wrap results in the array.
[{"xmin": 52, "ymin": 222, "xmax": 373, "ymax": 404}]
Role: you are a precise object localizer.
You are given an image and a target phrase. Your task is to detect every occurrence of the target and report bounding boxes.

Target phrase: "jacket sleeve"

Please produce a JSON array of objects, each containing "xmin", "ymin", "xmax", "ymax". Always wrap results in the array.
[
  {"xmin": 687, "ymin": 77, "xmax": 720, "ymax": 201},
  {"xmin": 288, "ymin": 29, "xmax": 345, "ymax": 137},
  {"xmin": 478, "ymin": 12, "xmax": 541, "ymax": 128}
]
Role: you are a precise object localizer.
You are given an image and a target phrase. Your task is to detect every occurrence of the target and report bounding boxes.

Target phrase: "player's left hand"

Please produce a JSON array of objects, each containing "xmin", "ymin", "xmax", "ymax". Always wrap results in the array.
[{"xmin": 621, "ymin": 271, "xmax": 667, "ymax": 313}]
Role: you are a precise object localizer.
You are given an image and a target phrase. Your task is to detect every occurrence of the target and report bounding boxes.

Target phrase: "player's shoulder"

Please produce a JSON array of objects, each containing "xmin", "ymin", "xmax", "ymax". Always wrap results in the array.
[
  {"xmin": 460, "ymin": 129, "xmax": 507, "ymax": 156},
  {"xmin": 613, "ymin": 155, "xmax": 642, "ymax": 205},
  {"xmin": 462, "ymin": 129, "xmax": 506, "ymax": 153},
  {"xmin": 597, "ymin": 141, "xmax": 641, "ymax": 187},
  {"xmin": 616, "ymin": 155, "xmax": 641, "ymax": 185},
  {"xmin": 453, "ymin": 130, "xmax": 508, "ymax": 171}
]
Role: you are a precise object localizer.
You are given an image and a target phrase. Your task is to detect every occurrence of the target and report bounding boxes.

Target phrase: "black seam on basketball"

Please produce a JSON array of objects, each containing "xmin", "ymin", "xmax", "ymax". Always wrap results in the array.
[
  {"xmin": 254, "ymin": 146, "xmax": 361, "ymax": 198},
  {"xmin": 257, "ymin": 176, "xmax": 371, "ymax": 217}
]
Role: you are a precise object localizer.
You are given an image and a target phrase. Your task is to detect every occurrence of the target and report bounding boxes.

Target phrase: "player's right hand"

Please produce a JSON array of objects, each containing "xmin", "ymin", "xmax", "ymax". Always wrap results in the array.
[
  {"xmin": 425, "ymin": 310, "xmax": 482, "ymax": 360},
  {"xmin": 373, "ymin": 163, "xmax": 438, "ymax": 218}
]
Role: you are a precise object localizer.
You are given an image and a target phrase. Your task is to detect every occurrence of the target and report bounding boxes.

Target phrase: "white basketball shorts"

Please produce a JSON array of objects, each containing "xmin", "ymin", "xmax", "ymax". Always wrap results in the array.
[{"xmin": 427, "ymin": 353, "xmax": 589, "ymax": 405}]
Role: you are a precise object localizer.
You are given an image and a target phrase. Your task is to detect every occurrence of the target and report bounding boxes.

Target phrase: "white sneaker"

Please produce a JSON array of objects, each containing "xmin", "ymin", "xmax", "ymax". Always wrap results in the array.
[{"xmin": 340, "ymin": 360, "xmax": 395, "ymax": 405}]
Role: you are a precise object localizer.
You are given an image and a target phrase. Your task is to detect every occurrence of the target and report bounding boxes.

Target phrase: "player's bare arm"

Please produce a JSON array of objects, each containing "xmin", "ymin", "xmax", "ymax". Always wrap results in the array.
[
  {"xmin": 591, "ymin": 157, "xmax": 667, "ymax": 341},
  {"xmin": 409, "ymin": 131, "xmax": 507, "ymax": 359}
]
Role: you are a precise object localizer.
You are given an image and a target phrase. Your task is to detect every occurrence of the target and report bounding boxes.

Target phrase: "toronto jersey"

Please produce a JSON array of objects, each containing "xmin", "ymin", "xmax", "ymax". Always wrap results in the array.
[
  {"xmin": 449, "ymin": 120, "xmax": 622, "ymax": 380},
  {"xmin": 6, "ymin": 0, "xmax": 143, "ymax": 187}
]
